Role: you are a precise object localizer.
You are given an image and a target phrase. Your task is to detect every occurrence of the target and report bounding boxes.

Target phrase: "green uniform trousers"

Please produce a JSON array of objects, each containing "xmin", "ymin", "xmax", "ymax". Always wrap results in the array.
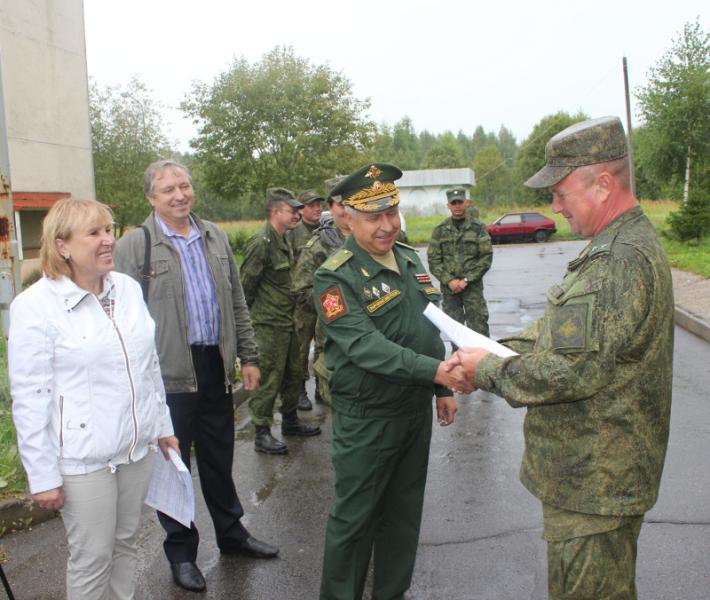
[
  {"xmin": 248, "ymin": 324, "xmax": 301, "ymax": 426},
  {"xmin": 320, "ymin": 410, "xmax": 432, "ymax": 600},
  {"xmin": 295, "ymin": 305, "xmax": 317, "ymax": 381},
  {"xmin": 441, "ymin": 283, "xmax": 489, "ymax": 337},
  {"xmin": 547, "ymin": 516, "xmax": 643, "ymax": 600}
]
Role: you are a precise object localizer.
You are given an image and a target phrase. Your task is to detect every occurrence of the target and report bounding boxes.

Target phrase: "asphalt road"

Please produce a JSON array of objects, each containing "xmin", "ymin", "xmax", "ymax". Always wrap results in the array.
[{"xmin": 2, "ymin": 241, "xmax": 709, "ymax": 599}]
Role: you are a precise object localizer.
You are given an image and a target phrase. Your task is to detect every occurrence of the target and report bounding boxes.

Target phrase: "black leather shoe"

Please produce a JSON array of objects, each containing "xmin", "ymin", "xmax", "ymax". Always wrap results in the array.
[
  {"xmin": 281, "ymin": 414, "xmax": 321, "ymax": 437},
  {"xmin": 297, "ymin": 388, "xmax": 313, "ymax": 411},
  {"xmin": 170, "ymin": 562, "xmax": 206, "ymax": 592},
  {"xmin": 222, "ymin": 536, "xmax": 280, "ymax": 558},
  {"xmin": 254, "ymin": 426, "xmax": 288, "ymax": 454}
]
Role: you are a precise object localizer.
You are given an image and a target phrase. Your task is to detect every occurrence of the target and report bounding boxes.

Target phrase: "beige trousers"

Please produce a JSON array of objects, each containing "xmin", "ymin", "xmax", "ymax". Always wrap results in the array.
[{"xmin": 61, "ymin": 452, "xmax": 155, "ymax": 600}]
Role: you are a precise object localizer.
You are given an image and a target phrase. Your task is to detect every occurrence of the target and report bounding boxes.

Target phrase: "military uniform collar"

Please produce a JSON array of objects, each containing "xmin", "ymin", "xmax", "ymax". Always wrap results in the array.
[
  {"xmin": 344, "ymin": 235, "xmax": 414, "ymax": 278},
  {"xmin": 568, "ymin": 206, "xmax": 644, "ymax": 271}
]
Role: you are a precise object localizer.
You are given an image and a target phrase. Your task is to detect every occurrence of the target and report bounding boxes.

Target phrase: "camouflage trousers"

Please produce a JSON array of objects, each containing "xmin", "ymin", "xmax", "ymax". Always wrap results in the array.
[
  {"xmin": 441, "ymin": 283, "xmax": 490, "ymax": 337},
  {"xmin": 248, "ymin": 325, "xmax": 301, "ymax": 426},
  {"xmin": 295, "ymin": 304, "xmax": 318, "ymax": 382},
  {"xmin": 546, "ymin": 514, "xmax": 644, "ymax": 600}
]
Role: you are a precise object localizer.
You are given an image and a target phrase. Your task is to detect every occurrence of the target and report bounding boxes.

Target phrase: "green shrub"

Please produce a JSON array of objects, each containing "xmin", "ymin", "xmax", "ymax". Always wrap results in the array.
[
  {"xmin": 228, "ymin": 229, "xmax": 252, "ymax": 256},
  {"xmin": 667, "ymin": 197, "xmax": 710, "ymax": 241}
]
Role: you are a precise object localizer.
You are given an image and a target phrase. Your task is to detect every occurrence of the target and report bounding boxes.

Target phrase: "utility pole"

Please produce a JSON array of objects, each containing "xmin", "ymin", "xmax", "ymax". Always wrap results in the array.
[
  {"xmin": 0, "ymin": 54, "xmax": 23, "ymax": 337},
  {"xmin": 622, "ymin": 56, "xmax": 636, "ymax": 197}
]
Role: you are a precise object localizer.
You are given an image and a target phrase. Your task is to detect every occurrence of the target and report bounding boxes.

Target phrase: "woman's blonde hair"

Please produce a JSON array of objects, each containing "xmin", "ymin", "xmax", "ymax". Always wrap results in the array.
[{"xmin": 40, "ymin": 198, "xmax": 114, "ymax": 280}]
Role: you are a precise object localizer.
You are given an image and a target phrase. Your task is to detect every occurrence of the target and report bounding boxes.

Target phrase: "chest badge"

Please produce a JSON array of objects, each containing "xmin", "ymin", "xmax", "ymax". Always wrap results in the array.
[
  {"xmin": 361, "ymin": 267, "xmax": 370, "ymax": 277},
  {"xmin": 363, "ymin": 287, "xmax": 372, "ymax": 298},
  {"xmin": 371, "ymin": 286, "xmax": 381, "ymax": 298},
  {"xmin": 381, "ymin": 282, "xmax": 391, "ymax": 293}
]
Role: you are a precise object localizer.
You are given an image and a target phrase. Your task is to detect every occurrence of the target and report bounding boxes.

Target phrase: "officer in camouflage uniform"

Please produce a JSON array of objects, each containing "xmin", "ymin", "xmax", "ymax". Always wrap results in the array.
[
  {"xmin": 289, "ymin": 190, "xmax": 326, "ymax": 410},
  {"xmin": 240, "ymin": 188, "xmax": 321, "ymax": 454},
  {"xmin": 313, "ymin": 163, "xmax": 465, "ymax": 600},
  {"xmin": 449, "ymin": 117, "xmax": 674, "ymax": 600},
  {"xmin": 427, "ymin": 188, "xmax": 492, "ymax": 336},
  {"xmin": 292, "ymin": 177, "xmax": 348, "ymax": 407}
]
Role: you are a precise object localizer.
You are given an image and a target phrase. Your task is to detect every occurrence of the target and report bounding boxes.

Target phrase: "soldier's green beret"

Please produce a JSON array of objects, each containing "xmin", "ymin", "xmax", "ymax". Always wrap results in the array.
[
  {"xmin": 330, "ymin": 163, "xmax": 403, "ymax": 213},
  {"xmin": 525, "ymin": 116, "xmax": 628, "ymax": 189},
  {"xmin": 266, "ymin": 187, "xmax": 303, "ymax": 208},
  {"xmin": 325, "ymin": 175, "xmax": 345, "ymax": 203},
  {"xmin": 446, "ymin": 188, "xmax": 468, "ymax": 203},
  {"xmin": 297, "ymin": 189, "xmax": 324, "ymax": 205}
]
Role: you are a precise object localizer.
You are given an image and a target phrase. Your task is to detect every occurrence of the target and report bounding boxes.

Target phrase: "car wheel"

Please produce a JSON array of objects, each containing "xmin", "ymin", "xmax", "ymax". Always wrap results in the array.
[{"xmin": 533, "ymin": 230, "xmax": 549, "ymax": 243}]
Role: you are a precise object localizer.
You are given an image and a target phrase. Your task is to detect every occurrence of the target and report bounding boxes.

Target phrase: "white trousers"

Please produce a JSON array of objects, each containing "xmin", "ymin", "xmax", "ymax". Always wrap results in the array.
[{"xmin": 60, "ymin": 452, "xmax": 155, "ymax": 600}]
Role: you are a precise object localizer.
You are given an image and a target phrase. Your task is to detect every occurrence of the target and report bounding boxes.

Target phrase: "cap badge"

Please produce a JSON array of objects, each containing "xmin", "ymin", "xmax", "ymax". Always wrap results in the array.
[{"xmin": 365, "ymin": 165, "xmax": 382, "ymax": 179}]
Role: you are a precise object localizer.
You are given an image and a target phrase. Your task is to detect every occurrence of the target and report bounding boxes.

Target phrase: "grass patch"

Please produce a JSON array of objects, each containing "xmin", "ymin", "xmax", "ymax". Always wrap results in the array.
[{"xmin": 0, "ymin": 336, "xmax": 27, "ymax": 498}]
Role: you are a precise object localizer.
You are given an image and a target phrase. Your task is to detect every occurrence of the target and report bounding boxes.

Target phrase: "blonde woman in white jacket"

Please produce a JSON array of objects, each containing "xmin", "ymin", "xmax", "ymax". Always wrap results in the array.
[{"xmin": 9, "ymin": 198, "xmax": 178, "ymax": 600}]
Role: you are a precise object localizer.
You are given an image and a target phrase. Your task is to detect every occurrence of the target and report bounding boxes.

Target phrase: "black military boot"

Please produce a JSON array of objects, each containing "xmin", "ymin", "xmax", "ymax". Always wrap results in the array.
[
  {"xmin": 314, "ymin": 376, "xmax": 324, "ymax": 404},
  {"xmin": 254, "ymin": 425, "xmax": 288, "ymax": 454},
  {"xmin": 297, "ymin": 382, "xmax": 313, "ymax": 411},
  {"xmin": 281, "ymin": 411, "xmax": 321, "ymax": 437}
]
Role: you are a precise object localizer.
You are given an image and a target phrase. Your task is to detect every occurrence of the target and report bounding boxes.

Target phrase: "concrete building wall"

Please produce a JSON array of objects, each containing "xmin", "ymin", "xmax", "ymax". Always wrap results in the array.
[{"xmin": 0, "ymin": 0, "xmax": 94, "ymax": 198}]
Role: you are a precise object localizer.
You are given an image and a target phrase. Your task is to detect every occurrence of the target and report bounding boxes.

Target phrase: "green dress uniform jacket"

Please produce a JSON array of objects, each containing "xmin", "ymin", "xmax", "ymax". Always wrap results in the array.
[
  {"xmin": 240, "ymin": 223, "xmax": 297, "ymax": 330},
  {"xmin": 476, "ymin": 206, "xmax": 674, "ymax": 516},
  {"xmin": 313, "ymin": 237, "xmax": 449, "ymax": 418}
]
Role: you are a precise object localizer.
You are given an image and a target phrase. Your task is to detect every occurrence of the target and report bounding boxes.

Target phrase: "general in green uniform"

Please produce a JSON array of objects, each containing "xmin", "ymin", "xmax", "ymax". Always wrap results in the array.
[
  {"xmin": 240, "ymin": 188, "xmax": 321, "ymax": 454},
  {"xmin": 427, "ymin": 187, "xmax": 492, "ymax": 336},
  {"xmin": 314, "ymin": 164, "xmax": 462, "ymax": 600},
  {"xmin": 293, "ymin": 177, "xmax": 348, "ymax": 406},
  {"xmin": 451, "ymin": 117, "xmax": 674, "ymax": 599}
]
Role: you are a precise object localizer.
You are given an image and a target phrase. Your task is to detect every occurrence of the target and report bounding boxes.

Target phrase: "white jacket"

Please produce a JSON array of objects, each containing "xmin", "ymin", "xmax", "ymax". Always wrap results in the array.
[{"xmin": 9, "ymin": 272, "xmax": 173, "ymax": 494}]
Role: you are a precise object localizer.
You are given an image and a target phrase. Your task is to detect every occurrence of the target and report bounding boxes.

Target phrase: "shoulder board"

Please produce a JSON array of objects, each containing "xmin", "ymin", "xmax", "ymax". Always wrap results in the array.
[
  {"xmin": 321, "ymin": 249, "xmax": 353, "ymax": 271},
  {"xmin": 588, "ymin": 242, "xmax": 611, "ymax": 258},
  {"xmin": 395, "ymin": 241, "xmax": 417, "ymax": 251}
]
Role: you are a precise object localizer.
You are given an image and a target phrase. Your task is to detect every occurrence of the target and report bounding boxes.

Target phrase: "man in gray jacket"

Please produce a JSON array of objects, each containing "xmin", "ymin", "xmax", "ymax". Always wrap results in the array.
[{"xmin": 114, "ymin": 160, "xmax": 278, "ymax": 593}]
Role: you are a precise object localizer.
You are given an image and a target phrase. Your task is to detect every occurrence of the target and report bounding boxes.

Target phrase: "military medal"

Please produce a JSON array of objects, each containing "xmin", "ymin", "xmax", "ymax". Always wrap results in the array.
[{"xmin": 415, "ymin": 273, "xmax": 432, "ymax": 284}]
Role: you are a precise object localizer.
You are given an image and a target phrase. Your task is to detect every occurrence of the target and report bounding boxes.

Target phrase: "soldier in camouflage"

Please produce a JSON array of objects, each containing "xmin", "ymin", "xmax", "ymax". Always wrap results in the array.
[
  {"xmin": 427, "ymin": 188, "xmax": 493, "ymax": 337},
  {"xmin": 448, "ymin": 117, "xmax": 674, "ymax": 599},
  {"xmin": 292, "ymin": 177, "xmax": 348, "ymax": 407},
  {"xmin": 240, "ymin": 188, "xmax": 321, "ymax": 454}
]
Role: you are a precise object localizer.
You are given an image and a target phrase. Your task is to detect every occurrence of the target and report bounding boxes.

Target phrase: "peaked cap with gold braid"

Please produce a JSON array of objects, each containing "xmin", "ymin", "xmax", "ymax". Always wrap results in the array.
[{"xmin": 330, "ymin": 163, "xmax": 403, "ymax": 213}]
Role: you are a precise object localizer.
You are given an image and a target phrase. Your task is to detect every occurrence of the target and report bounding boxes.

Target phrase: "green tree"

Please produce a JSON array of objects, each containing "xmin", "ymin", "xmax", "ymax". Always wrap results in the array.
[
  {"xmin": 182, "ymin": 46, "xmax": 375, "ymax": 202},
  {"xmin": 471, "ymin": 144, "xmax": 512, "ymax": 207},
  {"xmin": 90, "ymin": 78, "xmax": 171, "ymax": 234},
  {"xmin": 636, "ymin": 19, "xmax": 710, "ymax": 203},
  {"xmin": 421, "ymin": 132, "xmax": 466, "ymax": 168},
  {"xmin": 514, "ymin": 111, "xmax": 588, "ymax": 204},
  {"xmin": 496, "ymin": 125, "xmax": 518, "ymax": 166}
]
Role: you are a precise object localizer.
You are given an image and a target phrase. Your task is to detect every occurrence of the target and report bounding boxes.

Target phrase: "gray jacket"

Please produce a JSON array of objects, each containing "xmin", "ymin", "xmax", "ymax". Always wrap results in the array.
[{"xmin": 114, "ymin": 212, "xmax": 259, "ymax": 394}]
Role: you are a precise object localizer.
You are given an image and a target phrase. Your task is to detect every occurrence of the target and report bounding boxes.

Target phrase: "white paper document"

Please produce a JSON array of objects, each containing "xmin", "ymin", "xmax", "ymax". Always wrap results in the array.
[
  {"xmin": 145, "ymin": 447, "xmax": 195, "ymax": 528},
  {"xmin": 423, "ymin": 303, "xmax": 519, "ymax": 358}
]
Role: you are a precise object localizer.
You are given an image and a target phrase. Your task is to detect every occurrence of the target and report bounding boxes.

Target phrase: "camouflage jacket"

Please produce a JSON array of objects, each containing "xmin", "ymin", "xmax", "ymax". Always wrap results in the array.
[
  {"xmin": 313, "ymin": 237, "xmax": 447, "ymax": 418},
  {"xmin": 287, "ymin": 220, "xmax": 319, "ymax": 262},
  {"xmin": 293, "ymin": 225, "xmax": 347, "ymax": 312},
  {"xmin": 240, "ymin": 223, "xmax": 296, "ymax": 330},
  {"xmin": 476, "ymin": 207, "xmax": 674, "ymax": 516},
  {"xmin": 427, "ymin": 214, "xmax": 492, "ymax": 288}
]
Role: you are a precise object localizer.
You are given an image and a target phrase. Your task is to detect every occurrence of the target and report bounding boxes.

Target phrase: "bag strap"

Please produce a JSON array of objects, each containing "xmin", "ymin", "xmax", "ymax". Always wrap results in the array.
[{"xmin": 140, "ymin": 225, "xmax": 151, "ymax": 302}]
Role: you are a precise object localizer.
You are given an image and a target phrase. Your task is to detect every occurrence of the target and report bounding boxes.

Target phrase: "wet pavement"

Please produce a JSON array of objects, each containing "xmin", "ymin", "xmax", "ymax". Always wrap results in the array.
[{"xmin": 2, "ymin": 240, "xmax": 709, "ymax": 599}]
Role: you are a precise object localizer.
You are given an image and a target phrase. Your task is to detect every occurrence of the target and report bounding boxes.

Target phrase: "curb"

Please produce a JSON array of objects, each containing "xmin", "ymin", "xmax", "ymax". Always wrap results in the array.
[
  {"xmin": 0, "ymin": 497, "xmax": 54, "ymax": 536},
  {"xmin": 674, "ymin": 306, "xmax": 710, "ymax": 344}
]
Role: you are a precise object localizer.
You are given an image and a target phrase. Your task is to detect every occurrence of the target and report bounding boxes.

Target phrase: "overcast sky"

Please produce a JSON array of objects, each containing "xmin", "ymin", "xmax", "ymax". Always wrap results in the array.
[{"xmin": 83, "ymin": 0, "xmax": 706, "ymax": 153}]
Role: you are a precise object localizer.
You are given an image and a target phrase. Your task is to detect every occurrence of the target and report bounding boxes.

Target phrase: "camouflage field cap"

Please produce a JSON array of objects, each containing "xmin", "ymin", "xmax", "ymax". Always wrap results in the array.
[
  {"xmin": 331, "ymin": 163, "xmax": 403, "ymax": 213},
  {"xmin": 446, "ymin": 187, "xmax": 468, "ymax": 203},
  {"xmin": 525, "ymin": 116, "xmax": 628, "ymax": 189},
  {"xmin": 325, "ymin": 175, "xmax": 346, "ymax": 203},
  {"xmin": 266, "ymin": 187, "xmax": 303, "ymax": 208},
  {"xmin": 297, "ymin": 189, "xmax": 324, "ymax": 205}
]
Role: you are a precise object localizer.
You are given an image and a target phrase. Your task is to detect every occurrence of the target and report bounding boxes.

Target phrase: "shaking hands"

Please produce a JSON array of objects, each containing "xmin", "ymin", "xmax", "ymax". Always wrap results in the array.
[{"xmin": 435, "ymin": 347, "xmax": 492, "ymax": 394}]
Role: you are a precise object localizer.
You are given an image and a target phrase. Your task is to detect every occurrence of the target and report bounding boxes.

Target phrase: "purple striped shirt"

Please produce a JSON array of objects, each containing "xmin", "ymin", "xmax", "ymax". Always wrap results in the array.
[{"xmin": 155, "ymin": 214, "xmax": 220, "ymax": 345}]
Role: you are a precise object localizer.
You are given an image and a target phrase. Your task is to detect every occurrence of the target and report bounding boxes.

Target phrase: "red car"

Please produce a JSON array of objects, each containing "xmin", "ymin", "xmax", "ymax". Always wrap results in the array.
[{"xmin": 487, "ymin": 211, "xmax": 557, "ymax": 243}]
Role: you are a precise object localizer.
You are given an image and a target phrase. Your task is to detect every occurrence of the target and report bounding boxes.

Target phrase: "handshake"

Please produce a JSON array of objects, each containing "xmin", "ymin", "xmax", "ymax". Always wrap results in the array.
[{"xmin": 434, "ymin": 347, "xmax": 492, "ymax": 395}]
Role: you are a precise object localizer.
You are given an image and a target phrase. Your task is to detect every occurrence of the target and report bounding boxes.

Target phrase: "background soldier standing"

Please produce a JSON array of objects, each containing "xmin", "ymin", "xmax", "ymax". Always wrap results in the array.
[
  {"xmin": 449, "ymin": 117, "xmax": 674, "ymax": 599},
  {"xmin": 290, "ymin": 190, "xmax": 325, "ymax": 409},
  {"xmin": 313, "ymin": 163, "xmax": 465, "ymax": 600},
  {"xmin": 240, "ymin": 188, "xmax": 321, "ymax": 455},
  {"xmin": 292, "ymin": 176, "xmax": 348, "ymax": 406},
  {"xmin": 427, "ymin": 188, "xmax": 493, "ymax": 337}
]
